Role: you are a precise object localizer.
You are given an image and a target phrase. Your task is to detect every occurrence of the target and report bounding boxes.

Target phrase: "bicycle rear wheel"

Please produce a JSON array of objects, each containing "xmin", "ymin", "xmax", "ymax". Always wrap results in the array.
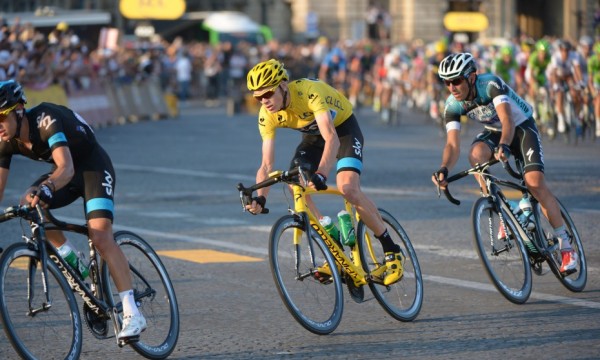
[
  {"xmin": 269, "ymin": 215, "xmax": 344, "ymax": 335},
  {"xmin": 472, "ymin": 197, "xmax": 532, "ymax": 304},
  {"xmin": 0, "ymin": 243, "xmax": 82, "ymax": 360},
  {"xmin": 102, "ymin": 231, "xmax": 180, "ymax": 359},
  {"xmin": 357, "ymin": 208, "xmax": 423, "ymax": 321},
  {"xmin": 533, "ymin": 200, "xmax": 587, "ymax": 292}
]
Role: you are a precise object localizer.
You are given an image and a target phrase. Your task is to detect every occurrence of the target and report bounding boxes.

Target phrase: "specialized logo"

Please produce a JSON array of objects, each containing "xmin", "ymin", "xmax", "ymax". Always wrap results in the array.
[
  {"xmin": 277, "ymin": 114, "xmax": 285, "ymax": 124},
  {"xmin": 102, "ymin": 170, "xmax": 113, "ymax": 196},
  {"xmin": 353, "ymin": 138, "xmax": 362, "ymax": 157},
  {"xmin": 526, "ymin": 147, "xmax": 534, "ymax": 162},
  {"xmin": 36, "ymin": 112, "xmax": 57, "ymax": 130}
]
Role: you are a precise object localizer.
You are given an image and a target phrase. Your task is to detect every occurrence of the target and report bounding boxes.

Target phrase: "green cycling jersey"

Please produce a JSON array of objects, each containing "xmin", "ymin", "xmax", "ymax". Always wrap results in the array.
[
  {"xmin": 587, "ymin": 55, "xmax": 600, "ymax": 86},
  {"xmin": 528, "ymin": 50, "xmax": 551, "ymax": 86}
]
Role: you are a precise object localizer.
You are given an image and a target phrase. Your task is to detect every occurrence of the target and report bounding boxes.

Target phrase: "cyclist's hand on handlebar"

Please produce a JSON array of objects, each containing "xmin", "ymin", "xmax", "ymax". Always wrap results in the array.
[
  {"xmin": 27, "ymin": 184, "xmax": 53, "ymax": 209},
  {"xmin": 494, "ymin": 143, "xmax": 511, "ymax": 162},
  {"xmin": 308, "ymin": 172, "xmax": 328, "ymax": 191},
  {"xmin": 432, "ymin": 167, "xmax": 448, "ymax": 189},
  {"xmin": 246, "ymin": 195, "xmax": 266, "ymax": 215}
]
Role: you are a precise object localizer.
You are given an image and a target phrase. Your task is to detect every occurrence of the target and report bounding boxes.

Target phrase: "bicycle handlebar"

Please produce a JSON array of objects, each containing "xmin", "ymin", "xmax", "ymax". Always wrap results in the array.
[
  {"xmin": 440, "ymin": 158, "xmax": 522, "ymax": 206},
  {"xmin": 237, "ymin": 167, "xmax": 304, "ymax": 214}
]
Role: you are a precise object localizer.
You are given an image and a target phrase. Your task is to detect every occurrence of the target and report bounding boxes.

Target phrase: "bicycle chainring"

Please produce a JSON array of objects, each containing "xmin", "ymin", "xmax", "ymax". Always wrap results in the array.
[
  {"xmin": 83, "ymin": 302, "xmax": 109, "ymax": 339},
  {"xmin": 345, "ymin": 274, "xmax": 364, "ymax": 303}
]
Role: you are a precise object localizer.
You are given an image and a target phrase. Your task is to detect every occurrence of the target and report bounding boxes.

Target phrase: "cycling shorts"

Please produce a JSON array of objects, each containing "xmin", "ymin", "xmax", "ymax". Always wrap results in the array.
[
  {"xmin": 290, "ymin": 114, "xmax": 364, "ymax": 175},
  {"xmin": 32, "ymin": 145, "xmax": 116, "ymax": 221},
  {"xmin": 472, "ymin": 118, "xmax": 545, "ymax": 173}
]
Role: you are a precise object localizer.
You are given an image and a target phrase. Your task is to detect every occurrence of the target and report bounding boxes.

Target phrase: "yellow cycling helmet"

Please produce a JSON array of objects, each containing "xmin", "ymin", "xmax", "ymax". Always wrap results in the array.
[{"xmin": 247, "ymin": 59, "xmax": 289, "ymax": 92}]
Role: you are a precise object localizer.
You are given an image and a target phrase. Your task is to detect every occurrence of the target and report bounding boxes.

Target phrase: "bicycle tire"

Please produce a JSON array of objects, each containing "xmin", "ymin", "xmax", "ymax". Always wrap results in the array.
[
  {"xmin": 533, "ymin": 199, "xmax": 587, "ymax": 292},
  {"xmin": 0, "ymin": 242, "xmax": 82, "ymax": 360},
  {"xmin": 356, "ymin": 208, "xmax": 423, "ymax": 321},
  {"xmin": 269, "ymin": 215, "xmax": 344, "ymax": 335},
  {"xmin": 471, "ymin": 197, "xmax": 532, "ymax": 304},
  {"xmin": 102, "ymin": 231, "xmax": 180, "ymax": 359}
]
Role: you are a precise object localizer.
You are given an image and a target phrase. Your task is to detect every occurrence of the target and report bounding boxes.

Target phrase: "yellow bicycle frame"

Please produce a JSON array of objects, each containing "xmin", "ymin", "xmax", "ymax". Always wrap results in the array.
[{"xmin": 287, "ymin": 179, "xmax": 388, "ymax": 286}]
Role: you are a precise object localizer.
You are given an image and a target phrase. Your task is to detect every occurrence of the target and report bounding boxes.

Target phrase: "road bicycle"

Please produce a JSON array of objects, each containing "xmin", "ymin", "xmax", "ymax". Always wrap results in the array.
[
  {"xmin": 439, "ymin": 158, "xmax": 586, "ymax": 304},
  {"xmin": 237, "ymin": 165, "xmax": 423, "ymax": 334},
  {"xmin": 0, "ymin": 204, "xmax": 180, "ymax": 359}
]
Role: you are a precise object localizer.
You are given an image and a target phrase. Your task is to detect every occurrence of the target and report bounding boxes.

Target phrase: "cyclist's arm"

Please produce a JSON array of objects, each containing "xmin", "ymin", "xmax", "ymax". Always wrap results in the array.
[
  {"xmin": 495, "ymin": 101, "xmax": 515, "ymax": 160},
  {"xmin": 434, "ymin": 128, "xmax": 460, "ymax": 188},
  {"xmin": 440, "ymin": 129, "xmax": 460, "ymax": 172},
  {"xmin": 0, "ymin": 167, "xmax": 8, "ymax": 202},
  {"xmin": 256, "ymin": 138, "xmax": 275, "ymax": 198},
  {"xmin": 30, "ymin": 146, "xmax": 74, "ymax": 208},
  {"xmin": 314, "ymin": 110, "xmax": 340, "ymax": 179}
]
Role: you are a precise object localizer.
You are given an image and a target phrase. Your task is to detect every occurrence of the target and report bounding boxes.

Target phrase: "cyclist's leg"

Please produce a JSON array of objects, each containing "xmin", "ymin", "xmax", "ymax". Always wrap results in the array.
[
  {"xmin": 514, "ymin": 121, "xmax": 576, "ymax": 271},
  {"xmin": 81, "ymin": 146, "xmax": 146, "ymax": 338},
  {"xmin": 288, "ymin": 134, "xmax": 325, "ymax": 218},
  {"xmin": 469, "ymin": 130, "xmax": 498, "ymax": 192},
  {"xmin": 334, "ymin": 115, "xmax": 402, "ymax": 284}
]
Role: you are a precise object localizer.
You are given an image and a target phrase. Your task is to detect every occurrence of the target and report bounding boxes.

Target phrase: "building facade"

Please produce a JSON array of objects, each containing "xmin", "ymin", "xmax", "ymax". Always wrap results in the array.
[{"xmin": 2, "ymin": 0, "xmax": 598, "ymax": 44}]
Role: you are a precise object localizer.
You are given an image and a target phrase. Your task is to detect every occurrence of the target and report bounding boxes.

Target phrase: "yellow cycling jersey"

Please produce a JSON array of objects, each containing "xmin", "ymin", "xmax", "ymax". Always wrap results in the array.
[{"xmin": 257, "ymin": 79, "xmax": 353, "ymax": 140}]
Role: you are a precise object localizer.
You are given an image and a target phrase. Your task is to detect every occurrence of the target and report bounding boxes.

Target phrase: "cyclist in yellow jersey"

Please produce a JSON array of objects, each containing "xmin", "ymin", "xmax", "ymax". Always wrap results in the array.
[{"xmin": 245, "ymin": 59, "xmax": 403, "ymax": 285}]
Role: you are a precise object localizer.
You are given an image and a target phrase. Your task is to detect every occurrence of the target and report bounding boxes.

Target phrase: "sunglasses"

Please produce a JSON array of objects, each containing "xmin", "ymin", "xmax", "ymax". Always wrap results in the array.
[
  {"xmin": 254, "ymin": 86, "xmax": 278, "ymax": 101},
  {"xmin": 444, "ymin": 78, "xmax": 465, "ymax": 87},
  {"xmin": 0, "ymin": 103, "xmax": 17, "ymax": 116}
]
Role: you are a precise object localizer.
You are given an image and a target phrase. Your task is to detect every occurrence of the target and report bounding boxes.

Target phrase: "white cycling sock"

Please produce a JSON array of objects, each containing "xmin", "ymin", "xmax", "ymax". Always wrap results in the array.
[
  {"xmin": 119, "ymin": 290, "xmax": 141, "ymax": 317},
  {"xmin": 554, "ymin": 225, "xmax": 571, "ymax": 251}
]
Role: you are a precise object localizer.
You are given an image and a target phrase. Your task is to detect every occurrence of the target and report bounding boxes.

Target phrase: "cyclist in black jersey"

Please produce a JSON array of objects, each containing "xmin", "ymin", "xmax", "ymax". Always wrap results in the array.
[
  {"xmin": 0, "ymin": 80, "xmax": 146, "ymax": 340},
  {"xmin": 430, "ymin": 53, "xmax": 578, "ymax": 274},
  {"xmin": 245, "ymin": 59, "xmax": 404, "ymax": 286}
]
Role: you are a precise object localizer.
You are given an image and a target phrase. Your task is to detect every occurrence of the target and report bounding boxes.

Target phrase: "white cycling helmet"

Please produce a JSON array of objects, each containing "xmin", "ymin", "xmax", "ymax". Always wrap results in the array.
[{"xmin": 438, "ymin": 52, "xmax": 476, "ymax": 80}]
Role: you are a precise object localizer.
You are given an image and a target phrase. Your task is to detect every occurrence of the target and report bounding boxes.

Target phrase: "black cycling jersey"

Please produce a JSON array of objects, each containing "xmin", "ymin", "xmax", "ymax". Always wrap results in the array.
[
  {"xmin": 0, "ymin": 102, "xmax": 116, "ymax": 220},
  {"xmin": 0, "ymin": 102, "xmax": 99, "ymax": 168}
]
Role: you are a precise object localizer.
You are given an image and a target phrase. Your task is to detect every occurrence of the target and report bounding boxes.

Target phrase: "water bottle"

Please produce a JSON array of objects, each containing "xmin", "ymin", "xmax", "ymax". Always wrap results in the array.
[
  {"xmin": 337, "ymin": 210, "xmax": 356, "ymax": 247},
  {"xmin": 508, "ymin": 200, "xmax": 537, "ymax": 253},
  {"xmin": 58, "ymin": 243, "xmax": 89, "ymax": 279},
  {"xmin": 319, "ymin": 216, "xmax": 341, "ymax": 245},
  {"xmin": 519, "ymin": 196, "xmax": 535, "ymax": 231}
]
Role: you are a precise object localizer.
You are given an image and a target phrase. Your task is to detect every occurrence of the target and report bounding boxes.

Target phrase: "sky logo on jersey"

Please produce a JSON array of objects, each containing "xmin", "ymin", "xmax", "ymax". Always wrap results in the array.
[
  {"xmin": 36, "ymin": 112, "xmax": 56, "ymax": 130},
  {"xmin": 353, "ymin": 137, "xmax": 362, "ymax": 157},
  {"xmin": 102, "ymin": 170, "xmax": 113, "ymax": 196}
]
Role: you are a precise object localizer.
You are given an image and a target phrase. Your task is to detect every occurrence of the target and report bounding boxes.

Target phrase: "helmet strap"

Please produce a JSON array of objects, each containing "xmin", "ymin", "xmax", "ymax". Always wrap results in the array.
[
  {"xmin": 280, "ymin": 87, "xmax": 289, "ymax": 111},
  {"xmin": 465, "ymin": 73, "xmax": 476, "ymax": 101},
  {"xmin": 13, "ymin": 109, "xmax": 24, "ymax": 140}
]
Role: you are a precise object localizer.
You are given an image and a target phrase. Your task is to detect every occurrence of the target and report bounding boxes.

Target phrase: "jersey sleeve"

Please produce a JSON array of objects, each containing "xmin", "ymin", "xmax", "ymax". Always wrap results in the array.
[
  {"xmin": 38, "ymin": 110, "xmax": 68, "ymax": 151},
  {"xmin": 442, "ymin": 95, "xmax": 464, "ymax": 132},
  {"xmin": 257, "ymin": 107, "xmax": 276, "ymax": 140}
]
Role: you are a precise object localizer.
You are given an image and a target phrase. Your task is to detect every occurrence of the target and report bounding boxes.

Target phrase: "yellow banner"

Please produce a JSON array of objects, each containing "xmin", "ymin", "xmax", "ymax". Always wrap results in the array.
[
  {"xmin": 120, "ymin": 0, "xmax": 186, "ymax": 20},
  {"xmin": 443, "ymin": 12, "xmax": 489, "ymax": 32}
]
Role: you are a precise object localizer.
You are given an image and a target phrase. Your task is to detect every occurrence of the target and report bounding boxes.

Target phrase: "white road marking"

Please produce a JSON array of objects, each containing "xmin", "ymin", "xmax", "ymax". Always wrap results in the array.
[{"xmin": 56, "ymin": 216, "xmax": 600, "ymax": 311}]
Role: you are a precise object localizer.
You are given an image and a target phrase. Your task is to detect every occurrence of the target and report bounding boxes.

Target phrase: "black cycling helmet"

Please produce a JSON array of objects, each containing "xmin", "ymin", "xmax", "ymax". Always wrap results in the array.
[
  {"xmin": 0, "ymin": 80, "xmax": 27, "ymax": 140},
  {"xmin": 0, "ymin": 80, "xmax": 26, "ymax": 111}
]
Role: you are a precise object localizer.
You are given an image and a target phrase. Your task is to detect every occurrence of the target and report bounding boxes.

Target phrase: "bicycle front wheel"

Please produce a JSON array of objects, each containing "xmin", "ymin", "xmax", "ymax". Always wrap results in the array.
[
  {"xmin": 269, "ymin": 215, "xmax": 344, "ymax": 335},
  {"xmin": 472, "ymin": 197, "xmax": 532, "ymax": 304},
  {"xmin": 102, "ymin": 231, "xmax": 180, "ymax": 359},
  {"xmin": 357, "ymin": 208, "xmax": 423, "ymax": 321},
  {"xmin": 534, "ymin": 199, "xmax": 587, "ymax": 292},
  {"xmin": 0, "ymin": 243, "xmax": 82, "ymax": 360}
]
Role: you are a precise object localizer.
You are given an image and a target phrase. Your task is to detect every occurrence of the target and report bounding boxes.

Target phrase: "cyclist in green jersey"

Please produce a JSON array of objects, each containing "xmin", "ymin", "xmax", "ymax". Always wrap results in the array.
[
  {"xmin": 587, "ymin": 42, "xmax": 600, "ymax": 137},
  {"xmin": 526, "ymin": 39, "xmax": 552, "ymax": 103},
  {"xmin": 493, "ymin": 45, "xmax": 518, "ymax": 88}
]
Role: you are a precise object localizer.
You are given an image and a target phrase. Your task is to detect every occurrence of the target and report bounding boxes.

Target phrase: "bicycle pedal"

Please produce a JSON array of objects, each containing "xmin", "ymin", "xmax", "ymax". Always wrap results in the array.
[
  {"xmin": 561, "ymin": 268, "xmax": 577, "ymax": 277},
  {"xmin": 118, "ymin": 335, "xmax": 140, "ymax": 347}
]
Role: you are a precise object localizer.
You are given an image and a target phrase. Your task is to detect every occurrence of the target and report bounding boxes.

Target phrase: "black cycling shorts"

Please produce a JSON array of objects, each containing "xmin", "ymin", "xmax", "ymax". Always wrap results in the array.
[
  {"xmin": 32, "ymin": 145, "xmax": 116, "ymax": 221},
  {"xmin": 472, "ymin": 118, "xmax": 545, "ymax": 173},
  {"xmin": 289, "ymin": 114, "xmax": 365, "ymax": 175}
]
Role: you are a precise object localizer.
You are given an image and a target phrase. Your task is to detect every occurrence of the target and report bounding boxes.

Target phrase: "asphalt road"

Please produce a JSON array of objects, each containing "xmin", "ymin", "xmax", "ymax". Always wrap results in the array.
[{"xmin": 0, "ymin": 101, "xmax": 599, "ymax": 359}]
